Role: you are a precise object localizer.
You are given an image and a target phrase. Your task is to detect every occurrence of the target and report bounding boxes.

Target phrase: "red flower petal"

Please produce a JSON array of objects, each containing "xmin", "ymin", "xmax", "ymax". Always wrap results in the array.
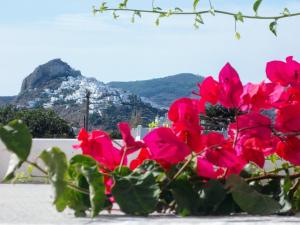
[{"xmin": 218, "ymin": 63, "xmax": 243, "ymax": 108}]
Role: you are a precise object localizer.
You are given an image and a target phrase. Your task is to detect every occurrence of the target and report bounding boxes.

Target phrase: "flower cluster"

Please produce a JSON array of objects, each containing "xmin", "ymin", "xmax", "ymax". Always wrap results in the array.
[{"xmin": 75, "ymin": 56, "xmax": 300, "ymax": 191}]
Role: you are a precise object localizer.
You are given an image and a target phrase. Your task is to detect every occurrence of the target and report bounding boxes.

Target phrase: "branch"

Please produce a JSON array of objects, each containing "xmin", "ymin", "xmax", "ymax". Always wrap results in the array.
[
  {"xmin": 245, "ymin": 172, "xmax": 300, "ymax": 182},
  {"xmin": 94, "ymin": 8, "xmax": 300, "ymax": 21}
]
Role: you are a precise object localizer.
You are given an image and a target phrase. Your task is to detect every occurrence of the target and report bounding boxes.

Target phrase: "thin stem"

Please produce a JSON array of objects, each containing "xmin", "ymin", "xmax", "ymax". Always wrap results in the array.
[
  {"xmin": 208, "ymin": 0, "xmax": 213, "ymax": 10},
  {"xmin": 289, "ymin": 179, "xmax": 300, "ymax": 198},
  {"xmin": 30, "ymin": 175, "xmax": 48, "ymax": 179},
  {"xmin": 118, "ymin": 146, "xmax": 127, "ymax": 173},
  {"xmin": 25, "ymin": 161, "xmax": 90, "ymax": 195},
  {"xmin": 267, "ymin": 164, "xmax": 295, "ymax": 174},
  {"xmin": 245, "ymin": 172, "xmax": 300, "ymax": 182},
  {"xmin": 233, "ymin": 109, "xmax": 239, "ymax": 148},
  {"xmin": 95, "ymin": 8, "xmax": 300, "ymax": 21},
  {"xmin": 67, "ymin": 183, "xmax": 90, "ymax": 195},
  {"xmin": 26, "ymin": 160, "xmax": 47, "ymax": 175},
  {"xmin": 112, "ymin": 139, "xmax": 123, "ymax": 148},
  {"xmin": 97, "ymin": 163, "xmax": 112, "ymax": 174},
  {"xmin": 171, "ymin": 154, "xmax": 194, "ymax": 182}
]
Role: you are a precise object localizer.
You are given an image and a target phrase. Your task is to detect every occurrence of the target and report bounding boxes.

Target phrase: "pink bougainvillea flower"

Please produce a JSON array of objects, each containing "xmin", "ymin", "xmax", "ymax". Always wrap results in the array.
[
  {"xmin": 267, "ymin": 83, "xmax": 286, "ymax": 107},
  {"xmin": 74, "ymin": 128, "xmax": 126, "ymax": 170},
  {"xmin": 240, "ymin": 82, "xmax": 283, "ymax": 111},
  {"xmin": 143, "ymin": 127, "xmax": 190, "ymax": 169},
  {"xmin": 196, "ymin": 157, "xmax": 225, "ymax": 179},
  {"xmin": 240, "ymin": 82, "xmax": 260, "ymax": 111},
  {"xmin": 168, "ymin": 98, "xmax": 203, "ymax": 152},
  {"xmin": 198, "ymin": 76, "xmax": 220, "ymax": 105},
  {"xmin": 228, "ymin": 112, "xmax": 273, "ymax": 167},
  {"xmin": 218, "ymin": 63, "xmax": 243, "ymax": 108},
  {"xmin": 275, "ymin": 103, "xmax": 300, "ymax": 133},
  {"xmin": 276, "ymin": 136, "xmax": 300, "ymax": 166},
  {"xmin": 272, "ymin": 87, "xmax": 300, "ymax": 109},
  {"xmin": 198, "ymin": 98, "xmax": 206, "ymax": 114},
  {"xmin": 229, "ymin": 112, "xmax": 272, "ymax": 145},
  {"xmin": 240, "ymin": 138, "xmax": 265, "ymax": 168},
  {"xmin": 266, "ymin": 56, "xmax": 300, "ymax": 87},
  {"xmin": 205, "ymin": 146, "xmax": 246, "ymax": 172},
  {"xmin": 201, "ymin": 132, "xmax": 226, "ymax": 149},
  {"xmin": 261, "ymin": 136, "xmax": 280, "ymax": 156},
  {"xmin": 168, "ymin": 98, "xmax": 200, "ymax": 129},
  {"xmin": 129, "ymin": 148, "xmax": 151, "ymax": 170},
  {"xmin": 237, "ymin": 112, "xmax": 272, "ymax": 139},
  {"xmin": 118, "ymin": 122, "xmax": 145, "ymax": 154},
  {"xmin": 203, "ymin": 132, "xmax": 245, "ymax": 172},
  {"xmin": 196, "ymin": 134, "xmax": 247, "ymax": 177},
  {"xmin": 104, "ymin": 176, "xmax": 114, "ymax": 195}
]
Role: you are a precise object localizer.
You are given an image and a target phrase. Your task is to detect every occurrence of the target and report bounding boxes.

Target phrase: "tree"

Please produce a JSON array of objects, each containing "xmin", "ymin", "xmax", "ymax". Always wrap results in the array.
[
  {"xmin": 200, "ymin": 104, "xmax": 237, "ymax": 132},
  {"xmin": 0, "ymin": 106, "xmax": 75, "ymax": 138}
]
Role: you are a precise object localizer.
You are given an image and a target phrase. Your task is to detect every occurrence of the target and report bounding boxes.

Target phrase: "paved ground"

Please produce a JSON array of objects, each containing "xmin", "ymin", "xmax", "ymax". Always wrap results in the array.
[{"xmin": 1, "ymin": 184, "xmax": 300, "ymax": 225}]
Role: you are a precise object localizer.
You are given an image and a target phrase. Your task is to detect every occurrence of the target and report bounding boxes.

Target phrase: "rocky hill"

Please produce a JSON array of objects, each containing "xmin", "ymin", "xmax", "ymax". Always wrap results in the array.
[
  {"xmin": 108, "ymin": 73, "xmax": 204, "ymax": 108},
  {"xmin": 1, "ymin": 59, "xmax": 164, "ymax": 131}
]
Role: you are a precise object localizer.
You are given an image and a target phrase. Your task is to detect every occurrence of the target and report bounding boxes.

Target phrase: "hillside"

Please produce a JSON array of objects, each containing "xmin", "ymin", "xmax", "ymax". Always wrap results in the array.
[
  {"xmin": 108, "ymin": 73, "xmax": 204, "ymax": 108},
  {"xmin": 1, "ymin": 59, "xmax": 165, "ymax": 131}
]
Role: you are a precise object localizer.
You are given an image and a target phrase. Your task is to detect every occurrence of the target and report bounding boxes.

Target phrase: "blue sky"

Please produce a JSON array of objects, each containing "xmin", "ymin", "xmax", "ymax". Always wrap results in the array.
[{"xmin": 0, "ymin": 0, "xmax": 300, "ymax": 95}]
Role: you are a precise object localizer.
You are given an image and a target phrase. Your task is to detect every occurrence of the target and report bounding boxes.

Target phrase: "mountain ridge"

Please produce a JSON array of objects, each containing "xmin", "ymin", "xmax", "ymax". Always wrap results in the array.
[{"xmin": 108, "ymin": 73, "xmax": 204, "ymax": 108}]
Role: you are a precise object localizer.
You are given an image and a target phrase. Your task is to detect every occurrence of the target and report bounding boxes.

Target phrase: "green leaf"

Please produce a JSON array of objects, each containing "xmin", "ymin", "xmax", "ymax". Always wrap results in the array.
[
  {"xmin": 269, "ymin": 20, "xmax": 277, "ymax": 36},
  {"xmin": 253, "ymin": 0, "xmax": 263, "ymax": 15},
  {"xmin": 39, "ymin": 147, "xmax": 68, "ymax": 212},
  {"xmin": 118, "ymin": 0, "xmax": 128, "ymax": 9},
  {"xmin": 155, "ymin": 17, "xmax": 160, "ymax": 26},
  {"xmin": 135, "ymin": 10, "xmax": 142, "ymax": 18},
  {"xmin": 203, "ymin": 180, "xmax": 227, "ymax": 210},
  {"xmin": 267, "ymin": 154, "xmax": 279, "ymax": 164},
  {"xmin": 3, "ymin": 154, "xmax": 23, "ymax": 182},
  {"xmin": 80, "ymin": 165, "xmax": 105, "ymax": 217},
  {"xmin": 134, "ymin": 160, "xmax": 165, "ymax": 181},
  {"xmin": 0, "ymin": 120, "xmax": 32, "ymax": 181},
  {"xmin": 171, "ymin": 176, "xmax": 200, "ymax": 216},
  {"xmin": 213, "ymin": 194, "xmax": 240, "ymax": 215},
  {"xmin": 279, "ymin": 179, "xmax": 293, "ymax": 214},
  {"xmin": 165, "ymin": 10, "xmax": 173, "ymax": 17},
  {"xmin": 175, "ymin": 7, "xmax": 183, "ymax": 13},
  {"xmin": 112, "ymin": 11, "xmax": 119, "ymax": 19},
  {"xmin": 226, "ymin": 174, "xmax": 281, "ymax": 215},
  {"xmin": 131, "ymin": 14, "xmax": 135, "ymax": 23},
  {"xmin": 92, "ymin": 6, "xmax": 97, "ymax": 16},
  {"xmin": 193, "ymin": 13, "xmax": 204, "ymax": 29},
  {"xmin": 193, "ymin": 0, "xmax": 200, "ymax": 11},
  {"xmin": 195, "ymin": 14, "xmax": 204, "ymax": 24},
  {"xmin": 195, "ymin": 179, "xmax": 229, "ymax": 215},
  {"xmin": 112, "ymin": 170, "xmax": 160, "ymax": 215},
  {"xmin": 70, "ymin": 155, "xmax": 106, "ymax": 217},
  {"xmin": 235, "ymin": 11, "xmax": 244, "ymax": 22},
  {"xmin": 0, "ymin": 120, "xmax": 32, "ymax": 161},
  {"xmin": 235, "ymin": 32, "xmax": 241, "ymax": 40},
  {"xmin": 99, "ymin": 2, "xmax": 108, "ymax": 13},
  {"xmin": 282, "ymin": 8, "xmax": 290, "ymax": 16},
  {"xmin": 153, "ymin": 7, "xmax": 162, "ymax": 11}
]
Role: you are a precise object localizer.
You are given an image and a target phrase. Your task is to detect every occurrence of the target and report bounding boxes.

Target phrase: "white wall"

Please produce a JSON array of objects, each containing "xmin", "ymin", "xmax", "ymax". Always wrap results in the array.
[
  {"xmin": 0, "ymin": 139, "xmax": 79, "ymax": 181},
  {"xmin": 0, "ymin": 139, "xmax": 127, "ymax": 182}
]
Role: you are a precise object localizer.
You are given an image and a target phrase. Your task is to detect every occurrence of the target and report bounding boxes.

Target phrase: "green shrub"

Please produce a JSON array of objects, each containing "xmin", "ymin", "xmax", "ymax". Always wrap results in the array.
[{"xmin": 0, "ymin": 105, "xmax": 75, "ymax": 138}]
